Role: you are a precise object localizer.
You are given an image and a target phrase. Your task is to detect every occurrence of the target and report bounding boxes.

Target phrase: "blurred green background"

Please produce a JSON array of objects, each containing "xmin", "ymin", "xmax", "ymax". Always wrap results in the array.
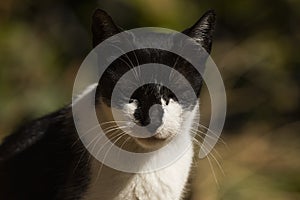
[{"xmin": 0, "ymin": 0, "xmax": 299, "ymax": 199}]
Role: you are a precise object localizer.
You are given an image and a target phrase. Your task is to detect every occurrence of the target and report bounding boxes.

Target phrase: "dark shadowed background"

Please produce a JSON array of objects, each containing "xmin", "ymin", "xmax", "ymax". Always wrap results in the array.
[{"xmin": 0, "ymin": 0, "xmax": 299, "ymax": 199}]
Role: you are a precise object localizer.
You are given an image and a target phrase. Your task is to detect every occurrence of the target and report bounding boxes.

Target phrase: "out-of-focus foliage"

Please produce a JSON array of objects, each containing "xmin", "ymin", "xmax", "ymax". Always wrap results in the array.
[{"xmin": 0, "ymin": 0, "xmax": 299, "ymax": 199}]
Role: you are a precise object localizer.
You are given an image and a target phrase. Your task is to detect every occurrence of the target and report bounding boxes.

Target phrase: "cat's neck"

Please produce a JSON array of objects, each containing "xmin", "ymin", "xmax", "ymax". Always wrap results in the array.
[{"xmin": 82, "ymin": 142, "xmax": 194, "ymax": 200}]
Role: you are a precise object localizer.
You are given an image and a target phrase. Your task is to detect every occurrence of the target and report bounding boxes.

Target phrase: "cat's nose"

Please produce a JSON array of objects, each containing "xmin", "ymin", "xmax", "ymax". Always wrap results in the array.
[{"xmin": 146, "ymin": 105, "xmax": 163, "ymax": 133}]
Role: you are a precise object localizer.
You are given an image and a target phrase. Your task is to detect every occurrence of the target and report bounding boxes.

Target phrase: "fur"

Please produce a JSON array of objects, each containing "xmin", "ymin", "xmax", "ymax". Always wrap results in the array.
[{"xmin": 0, "ymin": 9, "xmax": 216, "ymax": 200}]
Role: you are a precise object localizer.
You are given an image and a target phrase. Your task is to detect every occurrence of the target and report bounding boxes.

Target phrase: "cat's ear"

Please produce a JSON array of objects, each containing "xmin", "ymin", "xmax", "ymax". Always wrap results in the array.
[
  {"xmin": 183, "ymin": 10, "xmax": 216, "ymax": 53},
  {"xmin": 92, "ymin": 9, "xmax": 121, "ymax": 47}
]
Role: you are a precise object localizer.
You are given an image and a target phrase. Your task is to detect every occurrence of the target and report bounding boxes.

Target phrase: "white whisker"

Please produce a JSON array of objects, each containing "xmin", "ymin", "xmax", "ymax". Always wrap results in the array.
[
  {"xmin": 193, "ymin": 122, "xmax": 228, "ymax": 147},
  {"xmin": 191, "ymin": 130, "xmax": 222, "ymax": 159},
  {"xmin": 108, "ymin": 43, "xmax": 140, "ymax": 82},
  {"xmin": 94, "ymin": 131, "xmax": 127, "ymax": 184}
]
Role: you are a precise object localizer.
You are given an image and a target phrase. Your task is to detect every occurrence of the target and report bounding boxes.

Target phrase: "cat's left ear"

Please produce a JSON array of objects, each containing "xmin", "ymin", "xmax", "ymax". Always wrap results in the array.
[
  {"xmin": 92, "ymin": 9, "xmax": 122, "ymax": 47},
  {"xmin": 183, "ymin": 10, "xmax": 216, "ymax": 53}
]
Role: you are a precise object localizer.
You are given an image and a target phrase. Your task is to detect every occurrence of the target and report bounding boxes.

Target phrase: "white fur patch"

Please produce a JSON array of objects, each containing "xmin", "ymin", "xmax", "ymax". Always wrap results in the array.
[
  {"xmin": 160, "ymin": 98, "xmax": 183, "ymax": 137},
  {"xmin": 83, "ymin": 139, "xmax": 194, "ymax": 200}
]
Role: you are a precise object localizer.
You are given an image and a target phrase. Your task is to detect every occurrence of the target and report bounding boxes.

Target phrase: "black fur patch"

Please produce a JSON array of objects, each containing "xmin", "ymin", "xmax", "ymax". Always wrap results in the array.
[{"xmin": 0, "ymin": 108, "xmax": 91, "ymax": 200}]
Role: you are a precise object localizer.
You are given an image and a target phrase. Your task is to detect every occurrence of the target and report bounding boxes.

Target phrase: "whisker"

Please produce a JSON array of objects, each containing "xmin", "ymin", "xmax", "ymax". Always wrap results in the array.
[
  {"xmin": 207, "ymin": 152, "xmax": 220, "ymax": 187},
  {"xmin": 109, "ymin": 43, "xmax": 140, "ymax": 82},
  {"xmin": 193, "ymin": 122, "xmax": 220, "ymax": 137},
  {"xmin": 71, "ymin": 123, "xmax": 103, "ymax": 148},
  {"xmin": 192, "ymin": 122, "xmax": 228, "ymax": 147},
  {"xmin": 73, "ymin": 134, "xmax": 102, "ymax": 173},
  {"xmin": 191, "ymin": 127, "xmax": 219, "ymax": 139},
  {"xmin": 87, "ymin": 130, "xmax": 121, "ymax": 163},
  {"xmin": 193, "ymin": 138, "xmax": 224, "ymax": 185},
  {"xmin": 191, "ymin": 127, "xmax": 224, "ymax": 146},
  {"xmin": 117, "ymin": 132, "xmax": 132, "ymax": 159},
  {"xmin": 191, "ymin": 130, "xmax": 222, "ymax": 159},
  {"xmin": 103, "ymin": 125, "xmax": 120, "ymax": 132},
  {"xmin": 71, "ymin": 121, "xmax": 127, "ymax": 148},
  {"xmin": 169, "ymin": 56, "xmax": 179, "ymax": 81},
  {"xmin": 120, "ymin": 36, "xmax": 141, "ymax": 80},
  {"xmin": 73, "ymin": 124, "xmax": 127, "ymax": 172},
  {"xmin": 94, "ymin": 131, "xmax": 127, "ymax": 184},
  {"xmin": 195, "ymin": 139, "xmax": 220, "ymax": 187},
  {"xmin": 195, "ymin": 137, "xmax": 225, "ymax": 176},
  {"xmin": 100, "ymin": 120, "xmax": 128, "ymax": 125},
  {"xmin": 92, "ymin": 130, "xmax": 125, "ymax": 167}
]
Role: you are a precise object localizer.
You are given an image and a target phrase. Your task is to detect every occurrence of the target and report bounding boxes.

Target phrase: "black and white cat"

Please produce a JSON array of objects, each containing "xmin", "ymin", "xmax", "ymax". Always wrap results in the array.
[{"xmin": 0, "ymin": 9, "xmax": 216, "ymax": 200}]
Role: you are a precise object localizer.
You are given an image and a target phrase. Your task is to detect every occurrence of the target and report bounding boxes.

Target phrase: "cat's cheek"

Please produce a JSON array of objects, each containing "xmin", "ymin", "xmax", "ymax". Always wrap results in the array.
[
  {"xmin": 161, "ymin": 100, "xmax": 183, "ymax": 133},
  {"xmin": 122, "ymin": 102, "xmax": 138, "ymax": 122}
]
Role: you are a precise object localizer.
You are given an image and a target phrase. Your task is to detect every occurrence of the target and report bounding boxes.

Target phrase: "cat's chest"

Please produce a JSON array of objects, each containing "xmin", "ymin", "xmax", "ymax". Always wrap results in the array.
[
  {"xmin": 82, "ymin": 147, "xmax": 193, "ymax": 200},
  {"xmin": 118, "ymin": 172, "xmax": 184, "ymax": 200}
]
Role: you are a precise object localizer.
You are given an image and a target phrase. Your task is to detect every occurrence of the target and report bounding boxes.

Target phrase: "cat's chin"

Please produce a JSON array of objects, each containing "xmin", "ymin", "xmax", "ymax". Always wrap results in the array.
[{"xmin": 134, "ymin": 134, "xmax": 174, "ymax": 150}]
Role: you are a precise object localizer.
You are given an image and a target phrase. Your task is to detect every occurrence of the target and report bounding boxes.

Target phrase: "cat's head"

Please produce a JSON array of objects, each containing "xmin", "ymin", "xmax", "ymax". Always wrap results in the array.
[{"xmin": 92, "ymin": 9, "xmax": 216, "ymax": 149}]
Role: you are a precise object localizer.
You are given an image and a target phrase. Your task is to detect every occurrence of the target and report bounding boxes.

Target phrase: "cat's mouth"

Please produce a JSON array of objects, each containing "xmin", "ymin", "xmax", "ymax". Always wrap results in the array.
[{"xmin": 134, "ymin": 132, "xmax": 175, "ymax": 149}]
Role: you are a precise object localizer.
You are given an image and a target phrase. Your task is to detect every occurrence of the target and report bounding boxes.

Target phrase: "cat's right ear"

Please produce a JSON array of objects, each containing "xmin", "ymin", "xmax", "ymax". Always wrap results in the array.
[{"xmin": 92, "ymin": 9, "xmax": 121, "ymax": 47}]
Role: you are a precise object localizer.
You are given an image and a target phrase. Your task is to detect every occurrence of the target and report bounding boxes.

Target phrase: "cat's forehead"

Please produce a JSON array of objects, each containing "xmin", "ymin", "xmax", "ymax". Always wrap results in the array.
[{"xmin": 130, "ymin": 32, "xmax": 176, "ymax": 50}]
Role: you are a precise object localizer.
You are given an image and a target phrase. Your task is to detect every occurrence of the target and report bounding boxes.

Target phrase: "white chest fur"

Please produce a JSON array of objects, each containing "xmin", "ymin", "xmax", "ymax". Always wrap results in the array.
[{"xmin": 82, "ymin": 145, "xmax": 193, "ymax": 200}]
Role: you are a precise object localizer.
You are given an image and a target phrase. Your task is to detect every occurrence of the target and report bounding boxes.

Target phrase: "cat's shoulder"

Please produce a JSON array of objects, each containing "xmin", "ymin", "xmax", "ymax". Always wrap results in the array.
[{"xmin": 0, "ymin": 108, "xmax": 68, "ymax": 161}]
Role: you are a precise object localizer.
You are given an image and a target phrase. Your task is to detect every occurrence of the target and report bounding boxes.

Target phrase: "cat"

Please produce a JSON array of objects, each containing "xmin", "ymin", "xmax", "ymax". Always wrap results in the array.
[{"xmin": 0, "ymin": 8, "xmax": 216, "ymax": 200}]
